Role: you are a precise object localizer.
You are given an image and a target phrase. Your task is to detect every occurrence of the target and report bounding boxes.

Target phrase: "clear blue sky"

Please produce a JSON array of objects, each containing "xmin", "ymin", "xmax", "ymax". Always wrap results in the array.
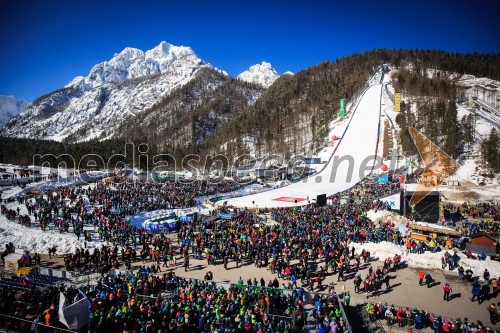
[{"xmin": 1, "ymin": 0, "xmax": 499, "ymax": 102}]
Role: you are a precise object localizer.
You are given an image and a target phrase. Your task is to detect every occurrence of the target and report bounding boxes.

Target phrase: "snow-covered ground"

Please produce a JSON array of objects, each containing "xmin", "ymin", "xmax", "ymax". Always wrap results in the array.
[
  {"xmin": 356, "ymin": 209, "xmax": 500, "ymax": 278},
  {"xmin": 0, "ymin": 194, "xmax": 100, "ymax": 253},
  {"xmin": 219, "ymin": 71, "xmax": 384, "ymax": 208},
  {"xmin": 366, "ymin": 209, "xmax": 394, "ymax": 222},
  {"xmin": 454, "ymin": 104, "xmax": 499, "ymax": 185},
  {"xmin": 0, "ymin": 196, "xmax": 214, "ymax": 254},
  {"xmin": 306, "ymin": 117, "xmax": 348, "ymax": 173},
  {"xmin": 350, "ymin": 241, "xmax": 500, "ymax": 280},
  {"xmin": 457, "ymin": 104, "xmax": 496, "ymax": 139},
  {"xmin": 0, "ymin": 214, "xmax": 92, "ymax": 254},
  {"xmin": 0, "ymin": 176, "xmax": 260, "ymax": 253}
]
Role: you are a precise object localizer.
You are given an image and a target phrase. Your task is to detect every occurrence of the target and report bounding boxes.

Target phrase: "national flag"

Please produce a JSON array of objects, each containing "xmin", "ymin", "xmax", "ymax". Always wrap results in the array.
[
  {"xmin": 20, "ymin": 253, "xmax": 31, "ymax": 266},
  {"xmin": 21, "ymin": 275, "xmax": 33, "ymax": 287}
]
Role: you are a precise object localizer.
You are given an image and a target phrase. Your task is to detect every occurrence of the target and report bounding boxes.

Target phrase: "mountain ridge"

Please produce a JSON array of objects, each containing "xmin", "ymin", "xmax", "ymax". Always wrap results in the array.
[
  {"xmin": 1, "ymin": 47, "xmax": 499, "ymax": 165},
  {"xmin": 237, "ymin": 61, "xmax": 280, "ymax": 88},
  {"xmin": 0, "ymin": 95, "xmax": 29, "ymax": 129},
  {"xmin": 2, "ymin": 41, "xmax": 210, "ymax": 141}
]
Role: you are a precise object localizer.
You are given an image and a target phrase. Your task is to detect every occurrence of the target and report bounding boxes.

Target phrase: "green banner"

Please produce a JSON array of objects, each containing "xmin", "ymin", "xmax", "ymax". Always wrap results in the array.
[
  {"xmin": 234, "ymin": 284, "xmax": 284, "ymax": 295},
  {"xmin": 340, "ymin": 99, "xmax": 345, "ymax": 117}
]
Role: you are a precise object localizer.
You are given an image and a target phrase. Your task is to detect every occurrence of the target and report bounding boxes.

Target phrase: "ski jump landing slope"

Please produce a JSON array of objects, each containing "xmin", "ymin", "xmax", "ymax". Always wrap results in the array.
[{"xmin": 219, "ymin": 83, "xmax": 383, "ymax": 209}]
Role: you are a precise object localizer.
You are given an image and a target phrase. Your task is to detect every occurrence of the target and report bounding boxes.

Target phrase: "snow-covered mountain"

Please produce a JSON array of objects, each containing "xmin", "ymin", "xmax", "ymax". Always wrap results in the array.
[
  {"xmin": 2, "ymin": 41, "xmax": 210, "ymax": 141},
  {"xmin": 115, "ymin": 67, "xmax": 265, "ymax": 151},
  {"xmin": 0, "ymin": 95, "xmax": 28, "ymax": 129},
  {"xmin": 67, "ymin": 42, "xmax": 204, "ymax": 90},
  {"xmin": 237, "ymin": 61, "xmax": 280, "ymax": 88}
]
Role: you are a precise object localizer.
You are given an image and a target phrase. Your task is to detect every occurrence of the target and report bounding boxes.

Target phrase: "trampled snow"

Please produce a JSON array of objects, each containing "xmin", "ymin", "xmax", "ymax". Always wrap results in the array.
[
  {"xmin": 0, "ymin": 213, "xmax": 93, "ymax": 254},
  {"xmin": 350, "ymin": 241, "xmax": 500, "ymax": 279},
  {"xmin": 0, "ymin": 192, "xmax": 213, "ymax": 254},
  {"xmin": 2, "ymin": 202, "xmax": 498, "ymax": 280},
  {"xmin": 366, "ymin": 209, "xmax": 394, "ymax": 222}
]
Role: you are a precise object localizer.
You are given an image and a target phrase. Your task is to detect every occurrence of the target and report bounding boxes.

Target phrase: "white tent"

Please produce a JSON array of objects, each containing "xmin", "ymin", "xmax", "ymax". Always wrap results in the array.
[{"xmin": 4, "ymin": 253, "xmax": 22, "ymax": 271}]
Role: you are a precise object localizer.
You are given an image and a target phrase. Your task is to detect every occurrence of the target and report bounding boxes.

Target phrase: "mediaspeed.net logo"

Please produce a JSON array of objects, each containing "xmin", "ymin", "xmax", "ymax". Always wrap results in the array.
[{"xmin": 408, "ymin": 127, "xmax": 460, "ymax": 206}]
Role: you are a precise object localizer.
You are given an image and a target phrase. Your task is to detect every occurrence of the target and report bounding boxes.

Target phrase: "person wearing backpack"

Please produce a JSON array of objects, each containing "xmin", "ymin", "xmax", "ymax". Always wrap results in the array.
[{"xmin": 432, "ymin": 316, "xmax": 441, "ymax": 333}]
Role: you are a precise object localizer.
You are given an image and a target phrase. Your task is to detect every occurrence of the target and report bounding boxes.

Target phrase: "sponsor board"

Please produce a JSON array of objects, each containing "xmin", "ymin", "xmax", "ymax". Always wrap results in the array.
[{"xmin": 273, "ymin": 197, "xmax": 307, "ymax": 203}]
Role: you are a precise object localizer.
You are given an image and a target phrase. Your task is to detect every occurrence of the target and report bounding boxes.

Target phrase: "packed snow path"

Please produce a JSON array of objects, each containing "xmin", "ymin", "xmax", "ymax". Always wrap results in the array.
[{"xmin": 220, "ymin": 81, "xmax": 383, "ymax": 209}]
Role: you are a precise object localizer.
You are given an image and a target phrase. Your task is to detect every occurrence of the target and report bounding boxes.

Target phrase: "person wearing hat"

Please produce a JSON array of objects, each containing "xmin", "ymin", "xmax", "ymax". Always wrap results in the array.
[
  {"xmin": 458, "ymin": 266, "xmax": 465, "ymax": 280},
  {"xmin": 443, "ymin": 282, "xmax": 452, "ymax": 301},
  {"xmin": 487, "ymin": 303, "xmax": 497, "ymax": 325}
]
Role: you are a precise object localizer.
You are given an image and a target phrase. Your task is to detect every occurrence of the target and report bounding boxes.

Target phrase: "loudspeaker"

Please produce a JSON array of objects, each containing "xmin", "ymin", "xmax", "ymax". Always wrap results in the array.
[{"xmin": 317, "ymin": 194, "xmax": 327, "ymax": 207}]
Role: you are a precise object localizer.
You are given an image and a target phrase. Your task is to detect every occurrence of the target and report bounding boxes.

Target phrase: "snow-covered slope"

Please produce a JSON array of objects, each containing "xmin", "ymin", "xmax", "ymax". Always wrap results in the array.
[
  {"xmin": 0, "ymin": 95, "xmax": 28, "ymax": 128},
  {"xmin": 237, "ymin": 61, "xmax": 279, "ymax": 88},
  {"xmin": 219, "ymin": 70, "xmax": 384, "ymax": 208},
  {"xmin": 67, "ymin": 42, "xmax": 202, "ymax": 90},
  {"xmin": 2, "ymin": 42, "xmax": 210, "ymax": 141}
]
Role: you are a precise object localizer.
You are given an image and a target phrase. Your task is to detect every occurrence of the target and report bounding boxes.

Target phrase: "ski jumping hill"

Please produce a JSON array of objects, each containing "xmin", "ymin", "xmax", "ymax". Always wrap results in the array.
[{"xmin": 218, "ymin": 71, "xmax": 385, "ymax": 209}]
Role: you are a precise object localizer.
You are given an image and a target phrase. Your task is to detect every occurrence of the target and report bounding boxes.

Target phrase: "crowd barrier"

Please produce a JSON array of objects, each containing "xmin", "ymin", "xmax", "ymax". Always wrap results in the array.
[
  {"xmin": 0, "ymin": 314, "xmax": 77, "ymax": 333},
  {"xmin": 131, "ymin": 279, "xmax": 298, "ymax": 327},
  {"xmin": 307, "ymin": 291, "xmax": 353, "ymax": 333},
  {"xmin": 266, "ymin": 313, "xmax": 296, "ymax": 331},
  {"xmin": 96, "ymin": 271, "xmax": 351, "ymax": 328},
  {"xmin": 363, "ymin": 304, "xmax": 425, "ymax": 332},
  {"xmin": 386, "ymin": 316, "xmax": 423, "ymax": 331}
]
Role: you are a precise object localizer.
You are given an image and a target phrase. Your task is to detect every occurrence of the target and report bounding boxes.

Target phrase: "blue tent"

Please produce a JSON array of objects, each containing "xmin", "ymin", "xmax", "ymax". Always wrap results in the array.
[{"xmin": 129, "ymin": 210, "xmax": 179, "ymax": 233}]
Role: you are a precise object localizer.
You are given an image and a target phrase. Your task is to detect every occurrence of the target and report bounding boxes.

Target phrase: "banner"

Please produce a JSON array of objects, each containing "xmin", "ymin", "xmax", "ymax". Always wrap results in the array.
[
  {"xmin": 394, "ymin": 93, "xmax": 401, "ymax": 112},
  {"xmin": 340, "ymin": 99, "xmax": 345, "ymax": 117},
  {"xmin": 219, "ymin": 213, "xmax": 235, "ymax": 220},
  {"xmin": 379, "ymin": 193, "xmax": 401, "ymax": 210},
  {"xmin": 59, "ymin": 291, "xmax": 90, "ymax": 330},
  {"xmin": 374, "ymin": 174, "xmax": 388, "ymax": 184}
]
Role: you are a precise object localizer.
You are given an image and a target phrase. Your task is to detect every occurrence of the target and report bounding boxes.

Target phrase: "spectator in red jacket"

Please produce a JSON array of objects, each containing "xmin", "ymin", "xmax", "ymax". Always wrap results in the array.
[
  {"xmin": 418, "ymin": 270, "xmax": 425, "ymax": 286},
  {"xmin": 443, "ymin": 282, "xmax": 452, "ymax": 301}
]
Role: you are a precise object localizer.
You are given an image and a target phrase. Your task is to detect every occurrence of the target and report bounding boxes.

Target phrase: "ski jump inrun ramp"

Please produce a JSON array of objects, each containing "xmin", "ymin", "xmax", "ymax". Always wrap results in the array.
[{"xmin": 217, "ymin": 77, "xmax": 385, "ymax": 209}]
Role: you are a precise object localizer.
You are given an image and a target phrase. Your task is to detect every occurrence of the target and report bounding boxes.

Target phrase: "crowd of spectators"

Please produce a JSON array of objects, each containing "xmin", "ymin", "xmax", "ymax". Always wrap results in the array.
[
  {"xmin": 365, "ymin": 301, "xmax": 499, "ymax": 332},
  {"xmin": 0, "ymin": 269, "xmax": 312, "ymax": 333},
  {"xmin": 0, "ymin": 173, "xmax": 499, "ymax": 332}
]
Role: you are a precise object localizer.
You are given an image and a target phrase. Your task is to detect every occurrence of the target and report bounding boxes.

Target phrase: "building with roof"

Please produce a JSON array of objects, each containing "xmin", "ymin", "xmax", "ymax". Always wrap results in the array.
[{"xmin": 466, "ymin": 232, "xmax": 498, "ymax": 255}]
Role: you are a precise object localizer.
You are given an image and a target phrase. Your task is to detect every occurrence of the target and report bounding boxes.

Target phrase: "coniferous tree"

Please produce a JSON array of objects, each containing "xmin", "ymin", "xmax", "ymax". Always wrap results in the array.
[{"xmin": 481, "ymin": 128, "xmax": 499, "ymax": 172}]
